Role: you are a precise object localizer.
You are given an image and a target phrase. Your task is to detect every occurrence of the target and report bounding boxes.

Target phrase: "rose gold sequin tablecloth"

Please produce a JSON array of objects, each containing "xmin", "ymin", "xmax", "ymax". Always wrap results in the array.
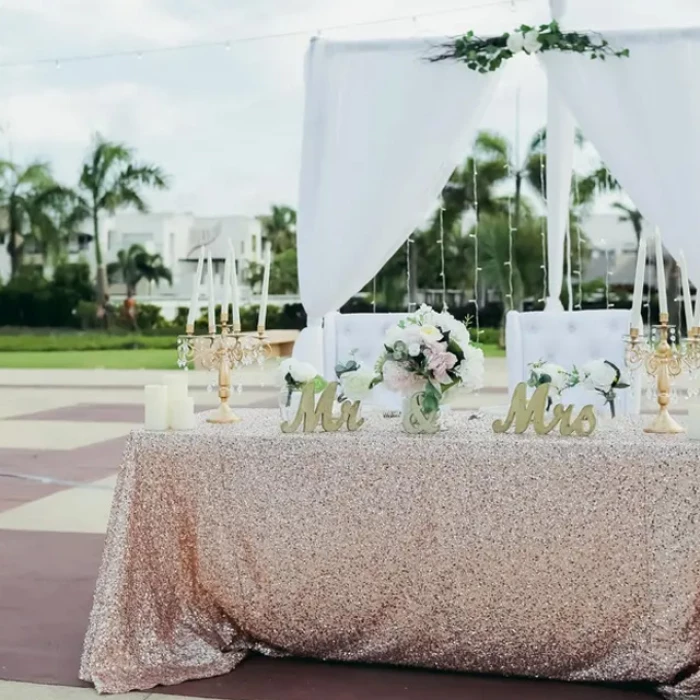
[{"xmin": 81, "ymin": 409, "xmax": 700, "ymax": 696}]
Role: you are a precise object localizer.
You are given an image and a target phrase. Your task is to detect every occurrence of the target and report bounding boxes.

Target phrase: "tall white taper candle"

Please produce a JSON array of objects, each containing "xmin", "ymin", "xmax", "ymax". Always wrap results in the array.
[
  {"xmin": 186, "ymin": 248, "xmax": 204, "ymax": 329},
  {"xmin": 630, "ymin": 236, "xmax": 647, "ymax": 331},
  {"xmin": 654, "ymin": 228, "xmax": 668, "ymax": 316},
  {"xmin": 206, "ymin": 251, "xmax": 216, "ymax": 332},
  {"xmin": 229, "ymin": 241, "xmax": 241, "ymax": 329},
  {"xmin": 222, "ymin": 254, "xmax": 231, "ymax": 324},
  {"xmin": 679, "ymin": 250, "xmax": 694, "ymax": 331},
  {"xmin": 257, "ymin": 242, "xmax": 272, "ymax": 331}
]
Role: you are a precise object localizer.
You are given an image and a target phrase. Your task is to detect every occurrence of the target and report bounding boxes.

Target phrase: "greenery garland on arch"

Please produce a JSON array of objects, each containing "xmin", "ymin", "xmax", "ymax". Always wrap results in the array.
[{"xmin": 431, "ymin": 21, "xmax": 629, "ymax": 72}]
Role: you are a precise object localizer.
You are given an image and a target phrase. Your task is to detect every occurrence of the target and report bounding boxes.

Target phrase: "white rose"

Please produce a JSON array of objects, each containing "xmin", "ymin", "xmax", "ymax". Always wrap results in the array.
[
  {"xmin": 506, "ymin": 31, "xmax": 525, "ymax": 54},
  {"xmin": 457, "ymin": 344, "xmax": 485, "ymax": 393},
  {"xmin": 407, "ymin": 342, "xmax": 422, "ymax": 357},
  {"xmin": 419, "ymin": 324, "xmax": 443, "ymax": 343},
  {"xmin": 534, "ymin": 362, "xmax": 569, "ymax": 393},
  {"xmin": 523, "ymin": 29, "xmax": 542, "ymax": 54},
  {"xmin": 340, "ymin": 369, "xmax": 375, "ymax": 401},
  {"xmin": 277, "ymin": 358, "xmax": 293, "ymax": 386},
  {"xmin": 289, "ymin": 360, "xmax": 318, "ymax": 384},
  {"xmin": 581, "ymin": 359, "xmax": 618, "ymax": 393}
]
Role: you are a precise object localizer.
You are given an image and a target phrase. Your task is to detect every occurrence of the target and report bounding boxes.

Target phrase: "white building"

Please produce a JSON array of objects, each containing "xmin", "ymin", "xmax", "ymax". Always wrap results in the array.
[{"xmin": 0, "ymin": 212, "xmax": 266, "ymax": 320}]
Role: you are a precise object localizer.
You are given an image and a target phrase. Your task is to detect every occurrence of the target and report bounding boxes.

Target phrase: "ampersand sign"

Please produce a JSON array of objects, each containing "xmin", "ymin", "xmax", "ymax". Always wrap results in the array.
[{"xmin": 402, "ymin": 392, "xmax": 440, "ymax": 434}]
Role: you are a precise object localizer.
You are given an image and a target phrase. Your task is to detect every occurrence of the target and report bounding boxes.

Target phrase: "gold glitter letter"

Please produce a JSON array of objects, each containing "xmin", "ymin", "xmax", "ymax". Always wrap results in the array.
[{"xmin": 492, "ymin": 383, "xmax": 559, "ymax": 435}]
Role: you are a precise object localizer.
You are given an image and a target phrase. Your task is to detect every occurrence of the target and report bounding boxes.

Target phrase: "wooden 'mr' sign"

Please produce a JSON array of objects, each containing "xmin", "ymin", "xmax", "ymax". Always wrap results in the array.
[
  {"xmin": 492, "ymin": 382, "xmax": 597, "ymax": 437},
  {"xmin": 280, "ymin": 382, "xmax": 364, "ymax": 433}
]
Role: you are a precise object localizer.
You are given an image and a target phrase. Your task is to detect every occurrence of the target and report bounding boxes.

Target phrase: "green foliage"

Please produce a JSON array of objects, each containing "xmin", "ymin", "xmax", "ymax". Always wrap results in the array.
[
  {"xmin": 0, "ymin": 262, "xmax": 94, "ymax": 327},
  {"xmin": 432, "ymin": 21, "xmax": 630, "ymax": 72},
  {"xmin": 106, "ymin": 243, "xmax": 173, "ymax": 295},
  {"xmin": 0, "ymin": 333, "xmax": 175, "ymax": 352},
  {"xmin": 259, "ymin": 205, "xmax": 296, "ymax": 254}
]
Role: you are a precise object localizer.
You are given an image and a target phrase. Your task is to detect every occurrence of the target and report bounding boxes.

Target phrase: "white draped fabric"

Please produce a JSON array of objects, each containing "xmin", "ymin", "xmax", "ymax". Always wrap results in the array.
[
  {"xmin": 294, "ymin": 38, "xmax": 497, "ymax": 367},
  {"xmin": 544, "ymin": 0, "xmax": 575, "ymax": 310},
  {"xmin": 543, "ymin": 27, "xmax": 700, "ymax": 284},
  {"xmin": 544, "ymin": 90, "xmax": 576, "ymax": 310}
]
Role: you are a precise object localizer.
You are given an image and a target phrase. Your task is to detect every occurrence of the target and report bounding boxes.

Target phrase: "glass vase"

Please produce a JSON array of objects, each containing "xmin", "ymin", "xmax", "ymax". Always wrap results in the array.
[{"xmin": 279, "ymin": 387, "xmax": 302, "ymax": 423}]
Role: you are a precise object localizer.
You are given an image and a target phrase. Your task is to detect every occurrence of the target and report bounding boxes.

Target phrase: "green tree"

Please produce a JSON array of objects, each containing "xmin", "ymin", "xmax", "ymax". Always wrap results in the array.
[
  {"xmin": 73, "ymin": 133, "xmax": 169, "ymax": 303},
  {"xmin": 612, "ymin": 202, "xmax": 643, "ymax": 243},
  {"xmin": 249, "ymin": 248, "xmax": 298, "ymax": 295},
  {"xmin": 259, "ymin": 205, "xmax": 296, "ymax": 254},
  {"xmin": 0, "ymin": 160, "xmax": 71, "ymax": 278},
  {"xmin": 106, "ymin": 243, "xmax": 172, "ymax": 296}
]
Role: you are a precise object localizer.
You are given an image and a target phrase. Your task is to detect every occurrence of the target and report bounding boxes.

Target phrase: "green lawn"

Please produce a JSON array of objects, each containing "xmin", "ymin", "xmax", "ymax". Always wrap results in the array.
[
  {"xmin": 0, "ymin": 343, "xmax": 504, "ymax": 369},
  {"xmin": 0, "ymin": 349, "xmax": 180, "ymax": 369}
]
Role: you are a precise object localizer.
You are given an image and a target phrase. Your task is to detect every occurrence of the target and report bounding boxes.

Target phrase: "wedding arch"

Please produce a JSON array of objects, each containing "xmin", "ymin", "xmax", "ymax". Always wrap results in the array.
[{"xmin": 292, "ymin": 10, "xmax": 700, "ymax": 369}]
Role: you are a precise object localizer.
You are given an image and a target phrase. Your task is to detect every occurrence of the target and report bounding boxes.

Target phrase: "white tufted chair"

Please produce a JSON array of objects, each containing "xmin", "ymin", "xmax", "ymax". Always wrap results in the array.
[
  {"xmin": 506, "ymin": 309, "xmax": 640, "ymax": 415},
  {"xmin": 322, "ymin": 312, "xmax": 408, "ymax": 409}
]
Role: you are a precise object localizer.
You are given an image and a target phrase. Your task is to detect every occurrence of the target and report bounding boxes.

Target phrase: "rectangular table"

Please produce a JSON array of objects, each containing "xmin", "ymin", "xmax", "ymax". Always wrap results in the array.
[{"xmin": 81, "ymin": 409, "xmax": 700, "ymax": 697}]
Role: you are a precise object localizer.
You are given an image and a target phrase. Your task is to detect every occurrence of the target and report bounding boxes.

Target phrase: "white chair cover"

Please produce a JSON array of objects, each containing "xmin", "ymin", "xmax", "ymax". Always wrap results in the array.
[{"xmin": 506, "ymin": 309, "xmax": 640, "ymax": 415}]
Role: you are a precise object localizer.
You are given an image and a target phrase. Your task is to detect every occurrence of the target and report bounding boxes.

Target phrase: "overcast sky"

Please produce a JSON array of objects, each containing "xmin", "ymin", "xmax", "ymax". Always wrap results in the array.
[{"xmin": 0, "ymin": 0, "xmax": 698, "ymax": 218}]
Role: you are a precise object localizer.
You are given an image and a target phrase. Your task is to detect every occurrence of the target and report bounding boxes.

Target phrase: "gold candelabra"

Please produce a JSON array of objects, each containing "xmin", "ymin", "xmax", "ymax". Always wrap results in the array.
[
  {"xmin": 624, "ymin": 314, "xmax": 700, "ymax": 434},
  {"xmin": 177, "ymin": 321, "xmax": 270, "ymax": 424}
]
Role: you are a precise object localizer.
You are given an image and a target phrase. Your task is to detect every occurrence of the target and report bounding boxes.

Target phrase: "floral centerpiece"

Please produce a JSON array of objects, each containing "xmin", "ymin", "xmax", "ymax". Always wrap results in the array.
[
  {"xmin": 277, "ymin": 358, "xmax": 327, "ymax": 420},
  {"xmin": 372, "ymin": 305, "xmax": 484, "ymax": 421}
]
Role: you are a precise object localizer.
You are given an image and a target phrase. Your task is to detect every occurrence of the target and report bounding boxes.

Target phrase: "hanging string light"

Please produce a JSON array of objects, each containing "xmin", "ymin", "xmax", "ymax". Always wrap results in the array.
[
  {"xmin": 471, "ymin": 160, "xmax": 481, "ymax": 342},
  {"xmin": 600, "ymin": 238, "xmax": 612, "ymax": 309},
  {"xmin": 406, "ymin": 235, "xmax": 414, "ymax": 312},
  {"xmin": 0, "ymin": 0, "xmax": 517, "ymax": 70},
  {"xmin": 566, "ymin": 220, "xmax": 573, "ymax": 311},
  {"xmin": 439, "ymin": 204, "xmax": 448, "ymax": 311},
  {"xmin": 505, "ymin": 161, "xmax": 515, "ymax": 311},
  {"xmin": 538, "ymin": 151, "xmax": 548, "ymax": 305},
  {"xmin": 572, "ymin": 172, "xmax": 583, "ymax": 310},
  {"xmin": 372, "ymin": 276, "xmax": 377, "ymax": 313}
]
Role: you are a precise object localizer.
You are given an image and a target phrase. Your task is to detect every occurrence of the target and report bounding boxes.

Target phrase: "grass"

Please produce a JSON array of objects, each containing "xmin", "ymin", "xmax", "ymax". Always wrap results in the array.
[
  {"xmin": 0, "ymin": 344, "xmax": 504, "ymax": 369},
  {"xmin": 0, "ymin": 349, "xmax": 180, "ymax": 369},
  {"xmin": 0, "ymin": 333, "xmax": 175, "ymax": 352}
]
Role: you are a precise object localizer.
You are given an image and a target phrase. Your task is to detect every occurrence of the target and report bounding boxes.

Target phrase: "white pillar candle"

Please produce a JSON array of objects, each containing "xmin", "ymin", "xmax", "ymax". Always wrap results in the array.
[
  {"xmin": 694, "ymin": 294, "xmax": 700, "ymax": 330},
  {"xmin": 654, "ymin": 227, "xmax": 668, "ymax": 316},
  {"xmin": 229, "ymin": 241, "xmax": 241, "ymax": 329},
  {"xmin": 687, "ymin": 405, "xmax": 700, "ymax": 440},
  {"xmin": 186, "ymin": 248, "xmax": 204, "ymax": 330},
  {"xmin": 257, "ymin": 242, "xmax": 272, "ymax": 331},
  {"xmin": 144, "ymin": 385, "xmax": 168, "ymax": 431},
  {"xmin": 163, "ymin": 373, "xmax": 188, "ymax": 402},
  {"xmin": 679, "ymin": 250, "xmax": 694, "ymax": 332},
  {"xmin": 630, "ymin": 236, "xmax": 647, "ymax": 331},
  {"xmin": 206, "ymin": 251, "xmax": 216, "ymax": 333},
  {"xmin": 170, "ymin": 397, "xmax": 195, "ymax": 431}
]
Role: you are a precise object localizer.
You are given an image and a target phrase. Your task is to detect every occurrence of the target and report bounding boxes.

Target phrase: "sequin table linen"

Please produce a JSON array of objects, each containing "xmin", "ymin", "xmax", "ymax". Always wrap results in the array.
[{"xmin": 81, "ymin": 410, "xmax": 700, "ymax": 696}]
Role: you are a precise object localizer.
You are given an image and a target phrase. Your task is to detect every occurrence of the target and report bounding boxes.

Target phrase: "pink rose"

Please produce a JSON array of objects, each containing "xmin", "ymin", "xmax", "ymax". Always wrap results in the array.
[
  {"xmin": 427, "ymin": 350, "xmax": 457, "ymax": 385},
  {"xmin": 382, "ymin": 360, "xmax": 426, "ymax": 396}
]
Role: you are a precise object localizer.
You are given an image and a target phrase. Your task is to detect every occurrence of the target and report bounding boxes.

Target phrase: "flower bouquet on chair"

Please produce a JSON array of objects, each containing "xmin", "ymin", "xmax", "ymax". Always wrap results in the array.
[{"xmin": 372, "ymin": 305, "xmax": 484, "ymax": 433}]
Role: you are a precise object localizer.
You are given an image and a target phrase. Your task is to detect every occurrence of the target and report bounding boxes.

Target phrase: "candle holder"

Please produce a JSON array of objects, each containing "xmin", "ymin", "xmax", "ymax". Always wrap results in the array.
[
  {"xmin": 177, "ymin": 322, "xmax": 270, "ymax": 424},
  {"xmin": 624, "ymin": 314, "xmax": 700, "ymax": 434}
]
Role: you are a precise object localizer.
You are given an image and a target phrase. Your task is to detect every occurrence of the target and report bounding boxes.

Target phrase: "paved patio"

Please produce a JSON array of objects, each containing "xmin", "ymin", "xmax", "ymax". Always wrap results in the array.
[{"xmin": 0, "ymin": 362, "xmax": 661, "ymax": 699}]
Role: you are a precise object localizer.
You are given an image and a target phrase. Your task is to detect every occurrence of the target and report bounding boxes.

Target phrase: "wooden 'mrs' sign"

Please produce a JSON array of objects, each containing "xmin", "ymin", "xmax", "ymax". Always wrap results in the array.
[
  {"xmin": 280, "ymin": 382, "xmax": 364, "ymax": 433},
  {"xmin": 492, "ymin": 382, "xmax": 597, "ymax": 437}
]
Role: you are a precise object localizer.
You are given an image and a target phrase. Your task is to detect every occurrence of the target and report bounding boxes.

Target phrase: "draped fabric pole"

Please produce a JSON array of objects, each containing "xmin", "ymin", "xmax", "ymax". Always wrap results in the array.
[{"xmin": 544, "ymin": 0, "xmax": 575, "ymax": 312}]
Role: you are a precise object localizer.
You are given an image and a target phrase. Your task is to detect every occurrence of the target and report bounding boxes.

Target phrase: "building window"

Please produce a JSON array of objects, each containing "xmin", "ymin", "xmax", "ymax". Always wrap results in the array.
[{"xmin": 251, "ymin": 235, "xmax": 257, "ymax": 255}]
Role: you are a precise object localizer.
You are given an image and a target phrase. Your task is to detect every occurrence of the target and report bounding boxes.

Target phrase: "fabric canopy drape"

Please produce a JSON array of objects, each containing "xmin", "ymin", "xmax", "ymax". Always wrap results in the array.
[
  {"xmin": 544, "ymin": 0, "xmax": 575, "ymax": 310},
  {"xmin": 294, "ymin": 37, "xmax": 498, "ymax": 367},
  {"xmin": 543, "ymin": 27, "xmax": 700, "ymax": 284}
]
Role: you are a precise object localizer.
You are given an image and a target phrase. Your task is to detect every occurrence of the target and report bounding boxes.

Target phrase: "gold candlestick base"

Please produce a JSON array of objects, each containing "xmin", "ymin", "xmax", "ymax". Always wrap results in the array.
[
  {"xmin": 207, "ymin": 402, "xmax": 241, "ymax": 424},
  {"xmin": 644, "ymin": 407, "xmax": 685, "ymax": 434}
]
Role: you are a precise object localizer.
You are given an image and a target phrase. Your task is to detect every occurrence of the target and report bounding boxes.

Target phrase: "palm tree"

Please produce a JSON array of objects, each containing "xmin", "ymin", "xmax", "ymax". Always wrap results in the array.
[
  {"xmin": 74, "ymin": 134, "xmax": 169, "ymax": 303},
  {"xmin": 0, "ymin": 160, "xmax": 70, "ymax": 277},
  {"xmin": 259, "ymin": 205, "xmax": 296, "ymax": 254},
  {"xmin": 107, "ymin": 243, "xmax": 172, "ymax": 296},
  {"xmin": 612, "ymin": 202, "xmax": 643, "ymax": 243}
]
